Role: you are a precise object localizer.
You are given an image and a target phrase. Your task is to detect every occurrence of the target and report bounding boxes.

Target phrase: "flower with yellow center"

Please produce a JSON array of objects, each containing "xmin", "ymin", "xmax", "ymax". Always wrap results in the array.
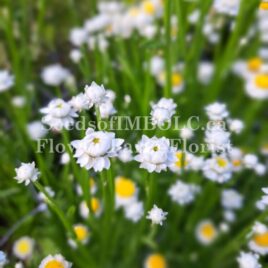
[
  {"xmin": 13, "ymin": 236, "xmax": 34, "ymax": 260},
  {"xmin": 247, "ymin": 58, "xmax": 262, "ymax": 72},
  {"xmin": 249, "ymin": 224, "xmax": 268, "ymax": 255},
  {"xmin": 142, "ymin": 0, "xmax": 155, "ymax": 15},
  {"xmin": 115, "ymin": 176, "xmax": 137, "ymax": 207},
  {"xmin": 255, "ymin": 74, "xmax": 268, "ymax": 90},
  {"xmin": 254, "ymin": 232, "xmax": 268, "ymax": 247},
  {"xmin": 158, "ymin": 71, "xmax": 184, "ymax": 94},
  {"xmin": 39, "ymin": 254, "xmax": 72, "ymax": 268},
  {"xmin": 196, "ymin": 220, "xmax": 218, "ymax": 245},
  {"xmin": 175, "ymin": 152, "xmax": 188, "ymax": 169},
  {"xmin": 145, "ymin": 253, "xmax": 167, "ymax": 268},
  {"xmin": 260, "ymin": 2, "xmax": 268, "ymax": 10},
  {"xmin": 232, "ymin": 159, "xmax": 241, "ymax": 167},
  {"xmin": 91, "ymin": 197, "xmax": 101, "ymax": 214},
  {"xmin": 172, "ymin": 73, "xmax": 183, "ymax": 87},
  {"xmin": 170, "ymin": 151, "xmax": 192, "ymax": 174},
  {"xmin": 79, "ymin": 197, "xmax": 102, "ymax": 219},
  {"xmin": 73, "ymin": 224, "xmax": 89, "ymax": 244},
  {"xmin": 246, "ymin": 73, "xmax": 268, "ymax": 99},
  {"xmin": 216, "ymin": 157, "xmax": 228, "ymax": 168}
]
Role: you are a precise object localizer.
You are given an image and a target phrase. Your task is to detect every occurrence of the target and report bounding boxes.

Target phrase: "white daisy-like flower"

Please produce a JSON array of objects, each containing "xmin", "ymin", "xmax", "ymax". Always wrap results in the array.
[
  {"xmin": 213, "ymin": 0, "xmax": 241, "ymax": 16},
  {"xmin": 249, "ymin": 222, "xmax": 268, "ymax": 255},
  {"xmin": 115, "ymin": 176, "xmax": 138, "ymax": 208},
  {"xmin": 39, "ymin": 254, "xmax": 72, "ymax": 268},
  {"xmin": 198, "ymin": 62, "xmax": 214, "ymax": 85},
  {"xmin": 27, "ymin": 121, "xmax": 48, "ymax": 140},
  {"xmin": 118, "ymin": 147, "xmax": 133, "ymax": 163},
  {"xmin": 221, "ymin": 189, "xmax": 243, "ymax": 210},
  {"xmin": 228, "ymin": 147, "xmax": 243, "ymax": 172},
  {"xmin": 69, "ymin": 224, "xmax": 89, "ymax": 248},
  {"xmin": 237, "ymin": 251, "xmax": 261, "ymax": 268},
  {"xmin": 150, "ymin": 98, "xmax": 177, "ymax": 127},
  {"xmin": 79, "ymin": 197, "xmax": 102, "ymax": 219},
  {"xmin": 0, "ymin": 251, "xmax": 7, "ymax": 267},
  {"xmin": 60, "ymin": 152, "xmax": 70, "ymax": 165},
  {"xmin": 168, "ymin": 180, "xmax": 200, "ymax": 206},
  {"xmin": 135, "ymin": 135, "xmax": 176, "ymax": 173},
  {"xmin": 203, "ymin": 155, "xmax": 232, "ymax": 183},
  {"xmin": 41, "ymin": 64, "xmax": 70, "ymax": 86},
  {"xmin": 146, "ymin": 205, "xmax": 168, "ymax": 226},
  {"xmin": 14, "ymin": 162, "xmax": 40, "ymax": 185},
  {"xmin": 205, "ymin": 125, "xmax": 231, "ymax": 152},
  {"xmin": 69, "ymin": 27, "xmax": 88, "ymax": 47},
  {"xmin": 14, "ymin": 262, "xmax": 24, "ymax": 268},
  {"xmin": 99, "ymin": 100, "xmax": 116, "ymax": 118},
  {"xmin": 169, "ymin": 151, "xmax": 194, "ymax": 174},
  {"xmin": 84, "ymin": 81, "xmax": 108, "ymax": 108},
  {"xmin": 228, "ymin": 119, "xmax": 244, "ymax": 134},
  {"xmin": 255, "ymin": 164, "xmax": 266, "ymax": 176},
  {"xmin": 243, "ymin": 154, "xmax": 258, "ymax": 169},
  {"xmin": 13, "ymin": 236, "xmax": 34, "ymax": 260},
  {"xmin": 150, "ymin": 56, "xmax": 164, "ymax": 76},
  {"xmin": 124, "ymin": 201, "xmax": 144, "ymax": 222},
  {"xmin": 71, "ymin": 128, "xmax": 124, "ymax": 172},
  {"xmin": 40, "ymin": 99, "xmax": 78, "ymax": 131},
  {"xmin": 196, "ymin": 220, "xmax": 218, "ymax": 245},
  {"xmin": 69, "ymin": 49, "xmax": 82, "ymax": 63},
  {"xmin": 245, "ymin": 72, "xmax": 268, "ymax": 100},
  {"xmin": 223, "ymin": 210, "xmax": 236, "ymax": 222},
  {"xmin": 205, "ymin": 102, "xmax": 229, "ymax": 121},
  {"xmin": 0, "ymin": 70, "xmax": 14, "ymax": 92},
  {"xmin": 144, "ymin": 253, "xmax": 167, "ymax": 268},
  {"xmin": 69, "ymin": 93, "xmax": 89, "ymax": 112}
]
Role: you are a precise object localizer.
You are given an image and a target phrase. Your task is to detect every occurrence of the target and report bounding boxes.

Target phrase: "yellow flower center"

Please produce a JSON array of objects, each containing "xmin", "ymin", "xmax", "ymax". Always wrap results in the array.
[
  {"xmin": 254, "ymin": 232, "xmax": 268, "ymax": 247},
  {"xmin": 175, "ymin": 152, "xmax": 188, "ymax": 168},
  {"xmin": 146, "ymin": 254, "xmax": 167, "ymax": 268},
  {"xmin": 172, "ymin": 73, "xmax": 183, "ymax": 87},
  {"xmin": 247, "ymin": 57, "xmax": 262, "ymax": 72},
  {"xmin": 116, "ymin": 177, "xmax": 135, "ymax": 198},
  {"xmin": 93, "ymin": 137, "xmax": 100, "ymax": 144},
  {"xmin": 201, "ymin": 223, "xmax": 216, "ymax": 239},
  {"xmin": 153, "ymin": 146, "xmax": 159, "ymax": 152},
  {"xmin": 74, "ymin": 225, "xmax": 88, "ymax": 241},
  {"xmin": 260, "ymin": 2, "xmax": 268, "ymax": 10},
  {"xmin": 91, "ymin": 197, "xmax": 100, "ymax": 213},
  {"xmin": 45, "ymin": 260, "xmax": 65, "ymax": 268},
  {"xmin": 143, "ymin": 1, "xmax": 155, "ymax": 15},
  {"xmin": 89, "ymin": 178, "xmax": 95, "ymax": 189},
  {"xmin": 17, "ymin": 240, "xmax": 30, "ymax": 254},
  {"xmin": 216, "ymin": 157, "xmax": 227, "ymax": 168},
  {"xmin": 255, "ymin": 74, "xmax": 268, "ymax": 89},
  {"xmin": 232, "ymin": 159, "xmax": 241, "ymax": 167}
]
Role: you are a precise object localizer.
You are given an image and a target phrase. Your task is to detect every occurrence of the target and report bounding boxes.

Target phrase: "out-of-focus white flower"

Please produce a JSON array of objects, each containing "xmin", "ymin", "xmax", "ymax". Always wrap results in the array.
[
  {"xmin": 229, "ymin": 147, "xmax": 243, "ymax": 172},
  {"xmin": 118, "ymin": 147, "xmax": 133, "ymax": 163},
  {"xmin": 76, "ymin": 178, "xmax": 97, "ymax": 196},
  {"xmin": 196, "ymin": 220, "xmax": 218, "ymax": 245},
  {"xmin": 14, "ymin": 162, "xmax": 40, "ymax": 185},
  {"xmin": 69, "ymin": 93, "xmax": 89, "ymax": 112},
  {"xmin": 221, "ymin": 189, "xmax": 243, "ymax": 210},
  {"xmin": 15, "ymin": 262, "xmax": 24, "ymax": 268},
  {"xmin": 13, "ymin": 237, "xmax": 34, "ymax": 260},
  {"xmin": 37, "ymin": 186, "xmax": 55, "ymax": 203},
  {"xmin": 27, "ymin": 121, "xmax": 48, "ymax": 140},
  {"xmin": 180, "ymin": 126, "xmax": 194, "ymax": 140},
  {"xmin": 237, "ymin": 251, "xmax": 261, "ymax": 268},
  {"xmin": 40, "ymin": 99, "xmax": 78, "ymax": 131},
  {"xmin": 84, "ymin": 81, "xmax": 108, "ymax": 108},
  {"xmin": 245, "ymin": 73, "xmax": 268, "ymax": 100},
  {"xmin": 228, "ymin": 119, "xmax": 244, "ymax": 134},
  {"xmin": 213, "ymin": 0, "xmax": 241, "ymax": 16},
  {"xmin": 99, "ymin": 100, "xmax": 116, "ymax": 118},
  {"xmin": 188, "ymin": 10, "xmax": 200, "ymax": 24},
  {"xmin": 60, "ymin": 152, "xmax": 71, "ymax": 165},
  {"xmin": 39, "ymin": 254, "xmax": 72, "ymax": 268},
  {"xmin": 69, "ymin": 224, "xmax": 89, "ymax": 248},
  {"xmin": 168, "ymin": 180, "xmax": 200, "ymax": 205},
  {"xmin": 71, "ymin": 128, "xmax": 124, "ymax": 172},
  {"xmin": 205, "ymin": 102, "xmax": 229, "ymax": 121},
  {"xmin": 223, "ymin": 210, "xmax": 236, "ymax": 222},
  {"xmin": 135, "ymin": 135, "xmax": 176, "ymax": 173},
  {"xmin": 146, "ymin": 205, "xmax": 168, "ymax": 226},
  {"xmin": 150, "ymin": 56, "xmax": 164, "ymax": 76},
  {"xmin": 0, "ymin": 251, "xmax": 7, "ymax": 267},
  {"xmin": 41, "ymin": 64, "xmax": 70, "ymax": 86},
  {"xmin": 198, "ymin": 62, "xmax": 214, "ymax": 85},
  {"xmin": 79, "ymin": 197, "xmax": 102, "ymax": 219},
  {"xmin": 203, "ymin": 155, "xmax": 232, "ymax": 183},
  {"xmin": 255, "ymin": 164, "xmax": 266, "ymax": 176},
  {"xmin": 249, "ymin": 222, "xmax": 268, "ymax": 255},
  {"xmin": 243, "ymin": 154, "xmax": 258, "ymax": 169},
  {"xmin": 124, "ymin": 201, "xmax": 144, "ymax": 222},
  {"xmin": 169, "ymin": 151, "xmax": 193, "ymax": 174},
  {"xmin": 69, "ymin": 49, "xmax": 82, "ymax": 63},
  {"xmin": 150, "ymin": 98, "xmax": 177, "ymax": 127},
  {"xmin": 144, "ymin": 253, "xmax": 167, "ymax": 268},
  {"xmin": 0, "ymin": 70, "xmax": 14, "ymax": 92},
  {"xmin": 69, "ymin": 27, "xmax": 88, "ymax": 47},
  {"xmin": 12, "ymin": 96, "xmax": 25, "ymax": 107}
]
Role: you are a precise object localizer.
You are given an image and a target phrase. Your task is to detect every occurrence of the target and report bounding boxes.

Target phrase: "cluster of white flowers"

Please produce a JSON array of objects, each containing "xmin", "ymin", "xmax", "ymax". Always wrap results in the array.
[{"xmin": 213, "ymin": 0, "xmax": 241, "ymax": 16}]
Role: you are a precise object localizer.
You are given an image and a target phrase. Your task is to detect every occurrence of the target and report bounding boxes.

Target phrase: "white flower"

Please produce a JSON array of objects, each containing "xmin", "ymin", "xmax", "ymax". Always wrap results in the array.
[
  {"xmin": 0, "ymin": 70, "xmax": 14, "ymax": 92},
  {"xmin": 0, "ymin": 251, "xmax": 7, "ymax": 267},
  {"xmin": 203, "ymin": 155, "xmax": 232, "ymax": 183},
  {"xmin": 135, "ymin": 135, "xmax": 176, "ymax": 173},
  {"xmin": 245, "ymin": 73, "xmax": 268, "ymax": 100},
  {"xmin": 69, "ymin": 49, "xmax": 82, "ymax": 63},
  {"xmin": 84, "ymin": 81, "xmax": 108, "ymax": 107},
  {"xmin": 37, "ymin": 186, "xmax": 55, "ymax": 203},
  {"xmin": 69, "ymin": 27, "xmax": 88, "ymax": 47},
  {"xmin": 79, "ymin": 198, "xmax": 102, "ymax": 219},
  {"xmin": 198, "ymin": 62, "xmax": 214, "ymax": 85},
  {"xmin": 150, "ymin": 56, "xmax": 164, "ymax": 76},
  {"xmin": 69, "ymin": 93, "xmax": 89, "ymax": 112},
  {"xmin": 118, "ymin": 147, "xmax": 133, "ymax": 163},
  {"xmin": 41, "ymin": 64, "xmax": 70, "ymax": 86},
  {"xmin": 205, "ymin": 125, "xmax": 231, "ymax": 152},
  {"xmin": 237, "ymin": 251, "xmax": 261, "ymax": 268},
  {"xmin": 27, "ymin": 121, "xmax": 48, "ymax": 140},
  {"xmin": 12, "ymin": 96, "xmax": 25, "ymax": 107},
  {"xmin": 249, "ymin": 222, "xmax": 268, "ymax": 255},
  {"xmin": 60, "ymin": 152, "xmax": 70, "ymax": 165},
  {"xmin": 213, "ymin": 0, "xmax": 241, "ymax": 16},
  {"xmin": 99, "ymin": 100, "xmax": 116, "ymax": 118},
  {"xmin": 150, "ymin": 98, "xmax": 177, "ymax": 126},
  {"xmin": 223, "ymin": 210, "xmax": 236, "ymax": 222},
  {"xmin": 39, "ymin": 254, "xmax": 72, "ymax": 268},
  {"xmin": 13, "ymin": 237, "xmax": 34, "ymax": 260},
  {"xmin": 71, "ymin": 128, "xmax": 124, "ymax": 172},
  {"xmin": 146, "ymin": 205, "xmax": 168, "ymax": 225},
  {"xmin": 68, "ymin": 224, "xmax": 90, "ymax": 248},
  {"xmin": 168, "ymin": 180, "xmax": 200, "ymax": 205},
  {"xmin": 124, "ymin": 201, "xmax": 144, "ymax": 222},
  {"xmin": 15, "ymin": 262, "xmax": 24, "ymax": 268},
  {"xmin": 40, "ymin": 99, "xmax": 78, "ymax": 131},
  {"xmin": 180, "ymin": 126, "xmax": 194, "ymax": 140},
  {"xmin": 243, "ymin": 154, "xmax": 258, "ymax": 169},
  {"xmin": 255, "ymin": 164, "xmax": 266, "ymax": 176},
  {"xmin": 221, "ymin": 189, "xmax": 243, "ymax": 210},
  {"xmin": 205, "ymin": 102, "xmax": 229, "ymax": 121},
  {"xmin": 14, "ymin": 162, "xmax": 40, "ymax": 185},
  {"xmin": 196, "ymin": 220, "xmax": 218, "ymax": 245},
  {"xmin": 228, "ymin": 119, "xmax": 244, "ymax": 134}
]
